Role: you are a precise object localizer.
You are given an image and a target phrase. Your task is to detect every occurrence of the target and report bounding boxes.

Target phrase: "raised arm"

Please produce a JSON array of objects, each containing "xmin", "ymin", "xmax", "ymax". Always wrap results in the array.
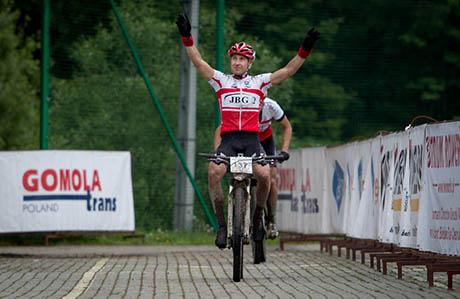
[
  {"xmin": 271, "ymin": 28, "xmax": 320, "ymax": 85},
  {"xmin": 176, "ymin": 14, "xmax": 214, "ymax": 81}
]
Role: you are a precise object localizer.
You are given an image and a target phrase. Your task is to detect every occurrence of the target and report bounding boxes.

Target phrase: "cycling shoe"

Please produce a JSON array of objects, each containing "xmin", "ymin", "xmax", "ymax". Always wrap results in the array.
[
  {"xmin": 215, "ymin": 225, "xmax": 227, "ymax": 249},
  {"xmin": 267, "ymin": 222, "xmax": 279, "ymax": 240}
]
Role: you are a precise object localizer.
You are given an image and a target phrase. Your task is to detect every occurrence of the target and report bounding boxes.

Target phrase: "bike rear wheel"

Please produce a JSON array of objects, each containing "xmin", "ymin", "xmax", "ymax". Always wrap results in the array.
[{"xmin": 232, "ymin": 186, "xmax": 245, "ymax": 282}]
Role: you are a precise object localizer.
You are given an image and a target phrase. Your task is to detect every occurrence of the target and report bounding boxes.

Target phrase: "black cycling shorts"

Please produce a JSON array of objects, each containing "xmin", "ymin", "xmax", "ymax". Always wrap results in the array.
[
  {"xmin": 216, "ymin": 131, "xmax": 265, "ymax": 158},
  {"xmin": 260, "ymin": 135, "xmax": 276, "ymax": 156}
]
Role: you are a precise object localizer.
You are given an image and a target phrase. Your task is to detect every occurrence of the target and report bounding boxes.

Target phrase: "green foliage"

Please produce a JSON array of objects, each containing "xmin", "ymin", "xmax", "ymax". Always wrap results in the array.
[{"xmin": 0, "ymin": 0, "xmax": 39, "ymax": 149}]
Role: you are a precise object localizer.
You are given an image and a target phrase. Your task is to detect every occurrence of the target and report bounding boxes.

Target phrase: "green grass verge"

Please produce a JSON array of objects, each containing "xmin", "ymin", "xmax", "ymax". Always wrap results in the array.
[{"xmin": 0, "ymin": 230, "xmax": 282, "ymax": 247}]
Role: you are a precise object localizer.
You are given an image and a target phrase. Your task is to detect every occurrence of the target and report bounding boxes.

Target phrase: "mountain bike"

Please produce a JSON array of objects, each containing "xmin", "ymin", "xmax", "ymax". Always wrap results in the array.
[{"xmin": 200, "ymin": 153, "xmax": 284, "ymax": 282}]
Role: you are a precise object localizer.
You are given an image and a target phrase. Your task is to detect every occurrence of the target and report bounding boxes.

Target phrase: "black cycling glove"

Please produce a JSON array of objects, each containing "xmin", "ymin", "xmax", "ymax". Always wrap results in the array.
[
  {"xmin": 279, "ymin": 151, "xmax": 290, "ymax": 162},
  {"xmin": 176, "ymin": 13, "xmax": 191, "ymax": 37},
  {"xmin": 301, "ymin": 28, "xmax": 320, "ymax": 51}
]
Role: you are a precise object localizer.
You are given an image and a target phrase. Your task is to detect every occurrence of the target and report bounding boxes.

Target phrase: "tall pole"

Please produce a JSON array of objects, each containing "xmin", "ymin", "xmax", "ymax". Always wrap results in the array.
[
  {"xmin": 40, "ymin": 0, "xmax": 50, "ymax": 149},
  {"xmin": 214, "ymin": 0, "xmax": 224, "ymax": 127},
  {"xmin": 174, "ymin": 0, "xmax": 199, "ymax": 231}
]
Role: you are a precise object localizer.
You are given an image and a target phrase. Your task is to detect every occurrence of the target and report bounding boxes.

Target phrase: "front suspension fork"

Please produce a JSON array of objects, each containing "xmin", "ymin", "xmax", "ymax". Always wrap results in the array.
[{"xmin": 227, "ymin": 183, "xmax": 251, "ymax": 247}]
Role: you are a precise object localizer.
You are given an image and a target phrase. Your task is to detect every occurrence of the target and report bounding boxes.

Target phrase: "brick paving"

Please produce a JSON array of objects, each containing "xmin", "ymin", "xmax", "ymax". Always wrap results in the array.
[{"xmin": 0, "ymin": 244, "xmax": 459, "ymax": 298}]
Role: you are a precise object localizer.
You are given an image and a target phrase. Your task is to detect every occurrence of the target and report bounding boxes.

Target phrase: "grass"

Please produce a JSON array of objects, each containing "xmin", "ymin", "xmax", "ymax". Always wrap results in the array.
[
  {"xmin": 0, "ymin": 229, "xmax": 213, "ymax": 246},
  {"xmin": 0, "ymin": 229, "xmax": 282, "ymax": 247}
]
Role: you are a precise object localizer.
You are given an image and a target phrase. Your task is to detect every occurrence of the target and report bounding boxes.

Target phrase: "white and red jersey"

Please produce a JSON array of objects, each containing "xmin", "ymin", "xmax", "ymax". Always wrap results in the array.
[
  {"xmin": 208, "ymin": 70, "xmax": 272, "ymax": 135},
  {"xmin": 258, "ymin": 98, "xmax": 285, "ymax": 141}
]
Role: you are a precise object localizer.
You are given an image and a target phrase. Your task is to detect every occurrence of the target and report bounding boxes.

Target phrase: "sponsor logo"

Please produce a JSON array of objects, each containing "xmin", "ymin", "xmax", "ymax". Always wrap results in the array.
[
  {"xmin": 332, "ymin": 161, "xmax": 344, "ymax": 211},
  {"xmin": 21, "ymin": 168, "xmax": 117, "ymax": 213},
  {"xmin": 222, "ymin": 92, "xmax": 259, "ymax": 108}
]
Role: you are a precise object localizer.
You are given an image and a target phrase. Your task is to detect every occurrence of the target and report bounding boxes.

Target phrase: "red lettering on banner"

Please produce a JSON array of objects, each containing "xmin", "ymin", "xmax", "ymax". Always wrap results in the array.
[
  {"xmin": 42, "ymin": 169, "xmax": 58, "ymax": 191},
  {"xmin": 23, "ymin": 169, "xmax": 38, "ymax": 191},
  {"xmin": 72, "ymin": 170, "xmax": 82, "ymax": 191},
  {"xmin": 301, "ymin": 169, "xmax": 311, "ymax": 192},
  {"xmin": 93, "ymin": 170, "xmax": 102, "ymax": 191},
  {"xmin": 22, "ymin": 169, "xmax": 103, "ymax": 192},
  {"xmin": 426, "ymin": 134, "xmax": 460, "ymax": 168},
  {"xmin": 60, "ymin": 169, "xmax": 71, "ymax": 190}
]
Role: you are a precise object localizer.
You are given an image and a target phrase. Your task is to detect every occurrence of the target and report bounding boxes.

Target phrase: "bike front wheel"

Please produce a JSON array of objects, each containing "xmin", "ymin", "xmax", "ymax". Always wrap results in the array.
[{"xmin": 232, "ymin": 186, "xmax": 245, "ymax": 282}]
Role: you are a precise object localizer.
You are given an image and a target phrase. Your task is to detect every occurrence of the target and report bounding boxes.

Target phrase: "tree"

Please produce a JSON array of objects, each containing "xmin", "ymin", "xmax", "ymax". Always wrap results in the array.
[{"xmin": 0, "ymin": 0, "xmax": 39, "ymax": 149}]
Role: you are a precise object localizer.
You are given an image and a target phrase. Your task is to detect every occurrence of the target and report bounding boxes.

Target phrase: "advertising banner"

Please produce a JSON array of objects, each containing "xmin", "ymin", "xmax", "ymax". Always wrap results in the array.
[
  {"xmin": 399, "ymin": 125, "xmax": 425, "ymax": 248},
  {"xmin": 418, "ymin": 122, "xmax": 460, "ymax": 254},
  {"xmin": 0, "ymin": 151, "xmax": 135, "ymax": 233},
  {"xmin": 348, "ymin": 139, "xmax": 379, "ymax": 239},
  {"xmin": 324, "ymin": 144, "xmax": 354, "ymax": 234},
  {"xmin": 298, "ymin": 147, "xmax": 329, "ymax": 234},
  {"xmin": 277, "ymin": 149, "xmax": 302, "ymax": 233},
  {"xmin": 379, "ymin": 133, "xmax": 398, "ymax": 243}
]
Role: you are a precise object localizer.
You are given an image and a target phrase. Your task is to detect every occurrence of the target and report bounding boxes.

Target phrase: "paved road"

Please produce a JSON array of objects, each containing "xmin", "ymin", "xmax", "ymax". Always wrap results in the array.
[{"xmin": 0, "ymin": 244, "xmax": 459, "ymax": 298}]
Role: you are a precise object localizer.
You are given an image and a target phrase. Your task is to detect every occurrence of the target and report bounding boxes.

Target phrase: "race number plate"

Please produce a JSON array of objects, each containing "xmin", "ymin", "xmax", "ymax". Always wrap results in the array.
[{"xmin": 230, "ymin": 156, "xmax": 253, "ymax": 174}]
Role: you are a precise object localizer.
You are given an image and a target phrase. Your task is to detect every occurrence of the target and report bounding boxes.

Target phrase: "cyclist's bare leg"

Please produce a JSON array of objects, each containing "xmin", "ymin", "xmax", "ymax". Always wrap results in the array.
[
  {"xmin": 253, "ymin": 164, "xmax": 270, "ymax": 208},
  {"xmin": 252, "ymin": 163, "xmax": 270, "ymax": 241},
  {"xmin": 208, "ymin": 162, "xmax": 227, "ymax": 248},
  {"xmin": 266, "ymin": 166, "xmax": 279, "ymax": 239},
  {"xmin": 266, "ymin": 166, "xmax": 277, "ymax": 223}
]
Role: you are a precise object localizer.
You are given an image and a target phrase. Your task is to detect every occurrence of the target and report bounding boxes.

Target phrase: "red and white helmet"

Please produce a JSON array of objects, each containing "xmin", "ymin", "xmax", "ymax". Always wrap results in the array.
[{"xmin": 227, "ymin": 42, "xmax": 256, "ymax": 61}]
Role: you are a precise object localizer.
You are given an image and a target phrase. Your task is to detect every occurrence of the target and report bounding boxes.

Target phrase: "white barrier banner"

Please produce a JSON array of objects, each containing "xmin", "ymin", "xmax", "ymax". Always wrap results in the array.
[
  {"xmin": 399, "ymin": 125, "xmax": 425, "ymax": 248},
  {"xmin": 379, "ymin": 133, "xmax": 399, "ymax": 243},
  {"xmin": 349, "ymin": 140, "xmax": 378, "ymax": 239},
  {"xmin": 392, "ymin": 132, "xmax": 410, "ymax": 245},
  {"xmin": 299, "ymin": 147, "xmax": 330, "ymax": 234},
  {"xmin": 324, "ymin": 144, "xmax": 354, "ymax": 234},
  {"xmin": 277, "ymin": 149, "xmax": 302, "ymax": 233},
  {"xmin": 418, "ymin": 122, "xmax": 460, "ymax": 254},
  {"xmin": 0, "ymin": 151, "xmax": 135, "ymax": 233}
]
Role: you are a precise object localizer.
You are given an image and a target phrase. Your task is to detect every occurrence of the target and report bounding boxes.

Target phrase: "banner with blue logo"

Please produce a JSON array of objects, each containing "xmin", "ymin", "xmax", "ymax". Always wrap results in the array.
[
  {"xmin": 0, "ymin": 151, "xmax": 135, "ymax": 233},
  {"xmin": 324, "ymin": 143, "xmax": 355, "ymax": 234},
  {"xmin": 347, "ymin": 140, "xmax": 375, "ymax": 239}
]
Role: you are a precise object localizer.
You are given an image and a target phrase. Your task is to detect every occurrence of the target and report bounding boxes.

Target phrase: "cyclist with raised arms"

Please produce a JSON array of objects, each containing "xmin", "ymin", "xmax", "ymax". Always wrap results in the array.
[
  {"xmin": 176, "ymin": 13, "xmax": 320, "ymax": 249},
  {"xmin": 214, "ymin": 98, "xmax": 292, "ymax": 240}
]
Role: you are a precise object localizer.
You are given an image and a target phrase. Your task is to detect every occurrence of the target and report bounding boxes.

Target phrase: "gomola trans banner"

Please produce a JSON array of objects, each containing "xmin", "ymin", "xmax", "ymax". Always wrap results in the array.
[
  {"xmin": 0, "ymin": 151, "xmax": 135, "ymax": 233},
  {"xmin": 418, "ymin": 122, "xmax": 460, "ymax": 254}
]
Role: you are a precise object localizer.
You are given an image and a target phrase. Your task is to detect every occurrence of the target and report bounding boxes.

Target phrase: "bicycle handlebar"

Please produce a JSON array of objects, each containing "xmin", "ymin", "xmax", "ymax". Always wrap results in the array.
[{"xmin": 198, "ymin": 153, "xmax": 286, "ymax": 165}]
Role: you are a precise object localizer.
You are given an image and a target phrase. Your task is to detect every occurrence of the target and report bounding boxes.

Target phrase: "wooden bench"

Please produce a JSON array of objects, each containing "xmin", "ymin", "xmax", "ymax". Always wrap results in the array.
[
  {"xmin": 427, "ymin": 263, "xmax": 460, "ymax": 287},
  {"xmin": 447, "ymin": 270, "xmax": 460, "ymax": 290}
]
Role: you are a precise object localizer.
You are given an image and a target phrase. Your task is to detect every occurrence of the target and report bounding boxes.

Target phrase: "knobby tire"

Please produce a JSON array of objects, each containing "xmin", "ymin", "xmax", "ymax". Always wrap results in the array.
[{"xmin": 232, "ymin": 186, "xmax": 245, "ymax": 282}]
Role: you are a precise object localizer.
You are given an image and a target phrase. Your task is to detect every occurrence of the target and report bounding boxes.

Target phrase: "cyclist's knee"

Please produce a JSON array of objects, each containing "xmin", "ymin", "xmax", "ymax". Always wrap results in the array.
[
  {"xmin": 254, "ymin": 166, "xmax": 270, "ymax": 186},
  {"xmin": 208, "ymin": 163, "xmax": 226, "ymax": 182}
]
